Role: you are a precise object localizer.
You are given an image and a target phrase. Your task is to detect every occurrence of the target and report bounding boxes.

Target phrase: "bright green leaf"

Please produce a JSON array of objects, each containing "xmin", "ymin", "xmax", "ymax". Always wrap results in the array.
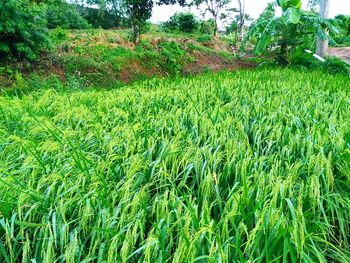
[{"xmin": 284, "ymin": 7, "xmax": 301, "ymax": 24}]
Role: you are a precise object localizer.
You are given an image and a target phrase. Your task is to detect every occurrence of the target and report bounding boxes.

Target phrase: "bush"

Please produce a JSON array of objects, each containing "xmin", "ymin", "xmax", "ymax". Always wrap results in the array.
[
  {"xmin": 333, "ymin": 35, "xmax": 350, "ymax": 47},
  {"xmin": 330, "ymin": 15, "xmax": 350, "ymax": 46},
  {"xmin": 199, "ymin": 19, "xmax": 215, "ymax": 35},
  {"xmin": 0, "ymin": 0, "xmax": 50, "ymax": 60},
  {"xmin": 291, "ymin": 51, "xmax": 349, "ymax": 76},
  {"xmin": 322, "ymin": 57, "xmax": 349, "ymax": 75},
  {"xmin": 162, "ymin": 12, "xmax": 199, "ymax": 33},
  {"xmin": 196, "ymin": 35, "xmax": 213, "ymax": 43},
  {"xmin": 46, "ymin": 0, "xmax": 90, "ymax": 29},
  {"xmin": 225, "ymin": 20, "xmax": 239, "ymax": 35},
  {"xmin": 159, "ymin": 41, "xmax": 186, "ymax": 74}
]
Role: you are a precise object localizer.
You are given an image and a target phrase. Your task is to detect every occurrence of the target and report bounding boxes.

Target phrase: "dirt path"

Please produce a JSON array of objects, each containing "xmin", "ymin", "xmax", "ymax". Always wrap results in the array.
[{"xmin": 327, "ymin": 47, "xmax": 350, "ymax": 64}]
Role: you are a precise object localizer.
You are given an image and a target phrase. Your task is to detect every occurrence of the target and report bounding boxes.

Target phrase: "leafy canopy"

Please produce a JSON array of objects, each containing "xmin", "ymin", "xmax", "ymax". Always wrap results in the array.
[
  {"xmin": 162, "ymin": 12, "xmax": 199, "ymax": 33},
  {"xmin": 46, "ymin": 0, "xmax": 90, "ymax": 29},
  {"xmin": 244, "ymin": 0, "xmax": 333, "ymax": 64},
  {"xmin": 0, "ymin": 0, "xmax": 50, "ymax": 60}
]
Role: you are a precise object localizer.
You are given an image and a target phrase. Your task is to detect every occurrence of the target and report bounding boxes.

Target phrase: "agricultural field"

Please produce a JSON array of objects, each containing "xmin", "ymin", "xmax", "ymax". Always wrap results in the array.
[{"xmin": 0, "ymin": 68, "xmax": 349, "ymax": 262}]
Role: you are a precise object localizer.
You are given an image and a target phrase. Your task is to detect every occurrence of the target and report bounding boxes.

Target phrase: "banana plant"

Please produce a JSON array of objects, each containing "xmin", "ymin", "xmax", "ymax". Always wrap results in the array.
[{"xmin": 244, "ymin": 0, "xmax": 334, "ymax": 65}]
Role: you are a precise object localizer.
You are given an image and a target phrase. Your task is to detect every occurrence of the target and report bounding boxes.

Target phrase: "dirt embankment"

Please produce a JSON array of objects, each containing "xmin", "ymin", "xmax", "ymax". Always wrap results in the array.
[
  {"xmin": 327, "ymin": 47, "xmax": 350, "ymax": 64},
  {"xmin": 1, "ymin": 31, "xmax": 256, "ymax": 88}
]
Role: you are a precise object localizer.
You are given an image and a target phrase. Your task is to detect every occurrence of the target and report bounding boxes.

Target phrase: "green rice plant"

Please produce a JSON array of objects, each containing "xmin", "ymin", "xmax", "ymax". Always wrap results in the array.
[{"xmin": 0, "ymin": 68, "xmax": 349, "ymax": 262}]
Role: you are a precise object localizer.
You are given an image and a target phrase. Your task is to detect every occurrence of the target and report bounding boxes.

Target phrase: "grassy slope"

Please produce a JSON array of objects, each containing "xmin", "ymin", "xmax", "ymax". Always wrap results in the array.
[
  {"xmin": 0, "ymin": 68, "xmax": 350, "ymax": 262},
  {"xmin": 1, "ymin": 29, "xmax": 247, "ymax": 88}
]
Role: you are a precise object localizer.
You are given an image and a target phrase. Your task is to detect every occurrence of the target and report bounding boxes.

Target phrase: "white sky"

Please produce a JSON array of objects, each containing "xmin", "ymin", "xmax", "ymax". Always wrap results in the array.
[{"xmin": 151, "ymin": 0, "xmax": 350, "ymax": 23}]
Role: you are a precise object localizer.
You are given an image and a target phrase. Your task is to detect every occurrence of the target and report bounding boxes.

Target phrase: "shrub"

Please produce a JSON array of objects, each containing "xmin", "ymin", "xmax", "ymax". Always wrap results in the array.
[
  {"xmin": 0, "ymin": 0, "xmax": 50, "ymax": 60},
  {"xmin": 225, "ymin": 20, "xmax": 239, "ymax": 35},
  {"xmin": 196, "ymin": 34, "xmax": 213, "ymax": 43},
  {"xmin": 159, "ymin": 41, "xmax": 186, "ymax": 74},
  {"xmin": 323, "ymin": 57, "xmax": 349, "ymax": 75},
  {"xmin": 163, "ymin": 12, "xmax": 199, "ymax": 33},
  {"xmin": 50, "ymin": 28, "xmax": 68, "ymax": 45},
  {"xmin": 199, "ymin": 19, "xmax": 215, "ymax": 35},
  {"xmin": 290, "ymin": 51, "xmax": 349, "ymax": 76},
  {"xmin": 330, "ymin": 15, "xmax": 350, "ymax": 46},
  {"xmin": 333, "ymin": 35, "xmax": 350, "ymax": 47}
]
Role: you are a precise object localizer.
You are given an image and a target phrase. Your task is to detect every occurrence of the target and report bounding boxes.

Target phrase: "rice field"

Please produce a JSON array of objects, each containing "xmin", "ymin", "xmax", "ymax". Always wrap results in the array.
[{"xmin": 0, "ymin": 69, "xmax": 350, "ymax": 262}]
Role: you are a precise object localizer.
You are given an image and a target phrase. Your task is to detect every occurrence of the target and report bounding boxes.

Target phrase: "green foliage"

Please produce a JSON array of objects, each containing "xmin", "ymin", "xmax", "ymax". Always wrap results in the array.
[
  {"xmin": 1, "ymin": 74, "xmax": 64, "ymax": 96},
  {"xmin": 0, "ymin": 0, "xmax": 50, "ymax": 60},
  {"xmin": 289, "ymin": 51, "xmax": 350, "ymax": 76},
  {"xmin": 49, "ymin": 28, "xmax": 68, "ymax": 45},
  {"xmin": 38, "ymin": 29, "xmax": 236, "ymax": 87},
  {"xmin": 62, "ymin": 42, "xmax": 136, "ymax": 87},
  {"xmin": 1, "ymin": 69, "xmax": 350, "ymax": 262},
  {"xmin": 85, "ymin": 0, "xmax": 153, "ymax": 43},
  {"xmin": 159, "ymin": 41, "xmax": 186, "ymax": 74},
  {"xmin": 225, "ymin": 20, "xmax": 239, "ymax": 34},
  {"xmin": 191, "ymin": 0, "xmax": 231, "ymax": 35},
  {"xmin": 162, "ymin": 12, "xmax": 199, "ymax": 33},
  {"xmin": 277, "ymin": 0, "xmax": 302, "ymax": 10},
  {"xmin": 46, "ymin": 0, "xmax": 90, "ymax": 29},
  {"xmin": 125, "ymin": 0, "xmax": 153, "ymax": 43},
  {"xmin": 199, "ymin": 19, "xmax": 216, "ymax": 35},
  {"xmin": 336, "ymin": 35, "xmax": 350, "ymax": 46},
  {"xmin": 78, "ymin": 0, "xmax": 129, "ymax": 29},
  {"xmin": 79, "ymin": 6, "xmax": 127, "ymax": 29},
  {"xmin": 330, "ymin": 15, "xmax": 350, "ymax": 46},
  {"xmin": 244, "ymin": 0, "xmax": 331, "ymax": 65},
  {"xmin": 322, "ymin": 57, "xmax": 350, "ymax": 75},
  {"xmin": 196, "ymin": 34, "xmax": 213, "ymax": 43}
]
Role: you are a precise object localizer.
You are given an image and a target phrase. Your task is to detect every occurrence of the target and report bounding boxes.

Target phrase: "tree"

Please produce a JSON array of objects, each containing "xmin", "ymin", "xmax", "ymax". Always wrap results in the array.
[
  {"xmin": 85, "ymin": 0, "xmax": 126, "ymax": 19},
  {"xmin": 316, "ymin": 0, "xmax": 329, "ymax": 57},
  {"xmin": 237, "ymin": 0, "xmax": 245, "ymax": 39},
  {"xmin": 191, "ymin": 0, "xmax": 231, "ymax": 36},
  {"xmin": 163, "ymin": 12, "xmax": 199, "ymax": 33},
  {"xmin": 84, "ymin": 0, "xmax": 149, "ymax": 44},
  {"xmin": 225, "ymin": 5, "xmax": 251, "ymax": 38},
  {"xmin": 125, "ymin": 0, "xmax": 187, "ymax": 43},
  {"xmin": 46, "ymin": 0, "xmax": 90, "ymax": 29},
  {"xmin": 74, "ymin": 0, "xmax": 127, "ymax": 29},
  {"xmin": 124, "ymin": 0, "xmax": 153, "ymax": 44},
  {"xmin": 83, "ymin": 0, "xmax": 187, "ymax": 43},
  {"xmin": 0, "ymin": 0, "xmax": 50, "ymax": 60},
  {"xmin": 244, "ymin": 0, "xmax": 331, "ymax": 65},
  {"xmin": 307, "ymin": 0, "xmax": 319, "ymax": 10}
]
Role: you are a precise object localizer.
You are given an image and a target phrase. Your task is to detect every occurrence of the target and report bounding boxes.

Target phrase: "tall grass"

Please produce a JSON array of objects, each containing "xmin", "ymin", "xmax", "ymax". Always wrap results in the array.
[{"xmin": 0, "ymin": 69, "xmax": 349, "ymax": 262}]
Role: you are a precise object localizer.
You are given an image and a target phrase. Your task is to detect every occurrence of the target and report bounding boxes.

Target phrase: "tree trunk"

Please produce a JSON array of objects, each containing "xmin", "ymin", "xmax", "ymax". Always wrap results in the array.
[
  {"xmin": 130, "ymin": 6, "xmax": 140, "ymax": 45},
  {"xmin": 280, "ymin": 42, "xmax": 288, "ymax": 66},
  {"xmin": 213, "ymin": 14, "xmax": 218, "ymax": 37},
  {"xmin": 238, "ymin": 0, "xmax": 245, "ymax": 40},
  {"xmin": 132, "ymin": 25, "xmax": 140, "ymax": 44},
  {"xmin": 316, "ymin": 0, "xmax": 330, "ymax": 58}
]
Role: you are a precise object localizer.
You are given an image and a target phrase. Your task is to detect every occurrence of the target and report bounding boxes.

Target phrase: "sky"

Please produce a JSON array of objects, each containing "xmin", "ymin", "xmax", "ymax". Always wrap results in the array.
[{"xmin": 151, "ymin": 0, "xmax": 350, "ymax": 24}]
